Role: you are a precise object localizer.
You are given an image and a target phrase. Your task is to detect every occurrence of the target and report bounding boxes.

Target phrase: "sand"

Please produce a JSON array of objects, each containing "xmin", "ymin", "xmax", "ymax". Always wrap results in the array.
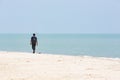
[{"xmin": 0, "ymin": 51, "xmax": 120, "ymax": 80}]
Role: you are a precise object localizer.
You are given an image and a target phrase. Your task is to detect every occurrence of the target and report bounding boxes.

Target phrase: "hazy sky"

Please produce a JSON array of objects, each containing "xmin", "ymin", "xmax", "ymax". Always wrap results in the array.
[{"xmin": 0, "ymin": 0, "xmax": 120, "ymax": 33}]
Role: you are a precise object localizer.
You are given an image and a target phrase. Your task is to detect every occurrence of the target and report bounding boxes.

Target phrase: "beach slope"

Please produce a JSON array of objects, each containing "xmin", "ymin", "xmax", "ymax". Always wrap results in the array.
[{"xmin": 0, "ymin": 52, "xmax": 120, "ymax": 80}]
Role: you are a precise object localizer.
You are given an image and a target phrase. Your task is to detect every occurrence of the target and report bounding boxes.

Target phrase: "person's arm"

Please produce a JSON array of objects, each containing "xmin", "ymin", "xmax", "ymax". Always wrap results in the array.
[
  {"xmin": 36, "ymin": 37, "xmax": 38, "ymax": 46},
  {"xmin": 36, "ymin": 41, "xmax": 38, "ymax": 46}
]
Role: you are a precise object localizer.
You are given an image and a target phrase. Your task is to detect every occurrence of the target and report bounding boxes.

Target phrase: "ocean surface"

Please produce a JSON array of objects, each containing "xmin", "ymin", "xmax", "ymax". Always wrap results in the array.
[{"xmin": 0, "ymin": 34, "xmax": 120, "ymax": 58}]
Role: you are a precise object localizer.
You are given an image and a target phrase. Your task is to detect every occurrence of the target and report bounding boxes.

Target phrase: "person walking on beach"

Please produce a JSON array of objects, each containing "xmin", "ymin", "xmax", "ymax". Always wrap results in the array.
[{"xmin": 30, "ymin": 33, "xmax": 38, "ymax": 53}]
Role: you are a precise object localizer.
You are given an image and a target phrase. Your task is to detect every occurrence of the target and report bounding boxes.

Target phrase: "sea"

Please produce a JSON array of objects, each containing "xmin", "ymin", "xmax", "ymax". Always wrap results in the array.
[{"xmin": 0, "ymin": 34, "xmax": 120, "ymax": 58}]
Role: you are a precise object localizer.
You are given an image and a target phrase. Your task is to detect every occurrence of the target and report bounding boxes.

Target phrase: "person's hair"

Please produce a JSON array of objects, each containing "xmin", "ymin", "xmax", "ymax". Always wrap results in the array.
[{"xmin": 33, "ymin": 33, "xmax": 35, "ymax": 36}]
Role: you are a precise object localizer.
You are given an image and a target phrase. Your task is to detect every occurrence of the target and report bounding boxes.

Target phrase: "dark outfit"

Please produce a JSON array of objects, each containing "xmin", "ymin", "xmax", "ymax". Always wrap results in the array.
[{"xmin": 31, "ymin": 36, "xmax": 37, "ymax": 53}]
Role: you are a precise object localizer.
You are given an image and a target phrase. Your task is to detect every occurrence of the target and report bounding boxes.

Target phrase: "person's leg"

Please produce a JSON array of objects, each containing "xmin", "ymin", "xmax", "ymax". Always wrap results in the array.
[{"xmin": 32, "ymin": 44, "xmax": 36, "ymax": 53}]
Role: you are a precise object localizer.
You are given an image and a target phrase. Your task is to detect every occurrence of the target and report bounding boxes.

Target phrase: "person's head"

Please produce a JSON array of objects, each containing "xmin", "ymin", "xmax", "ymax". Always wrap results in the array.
[{"xmin": 33, "ymin": 33, "xmax": 35, "ymax": 36}]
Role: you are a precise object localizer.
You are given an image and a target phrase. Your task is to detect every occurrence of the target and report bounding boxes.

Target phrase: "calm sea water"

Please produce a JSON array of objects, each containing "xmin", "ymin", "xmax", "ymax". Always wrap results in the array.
[{"xmin": 0, "ymin": 34, "xmax": 120, "ymax": 58}]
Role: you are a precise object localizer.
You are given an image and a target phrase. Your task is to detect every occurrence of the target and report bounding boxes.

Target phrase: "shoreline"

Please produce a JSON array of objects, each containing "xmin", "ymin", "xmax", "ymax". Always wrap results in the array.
[
  {"xmin": 0, "ymin": 51, "xmax": 120, "ymax": 59},
  {"xmin": 0, "ymin": 51, "xmax": 120, "ymax": 80}
]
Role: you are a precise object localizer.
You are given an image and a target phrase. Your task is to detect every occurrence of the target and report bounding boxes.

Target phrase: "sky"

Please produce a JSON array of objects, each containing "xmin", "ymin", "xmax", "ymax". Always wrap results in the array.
[{"xmin": 0, "ymin": 0, "xmax": 120, "ymax": 33}]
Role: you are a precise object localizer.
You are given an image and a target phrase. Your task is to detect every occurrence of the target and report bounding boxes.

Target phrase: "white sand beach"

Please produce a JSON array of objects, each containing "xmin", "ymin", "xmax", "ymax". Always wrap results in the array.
[{"xmin": 0, "ymin": 52, "xmax": 120, "ymax": 80}]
